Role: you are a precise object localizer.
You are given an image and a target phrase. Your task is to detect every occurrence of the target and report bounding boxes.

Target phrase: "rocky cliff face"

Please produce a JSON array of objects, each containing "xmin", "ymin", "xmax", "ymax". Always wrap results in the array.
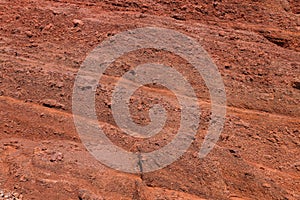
[{"xmin": 0, "ymin": 0, "xmax": 299, "ymax": 199}]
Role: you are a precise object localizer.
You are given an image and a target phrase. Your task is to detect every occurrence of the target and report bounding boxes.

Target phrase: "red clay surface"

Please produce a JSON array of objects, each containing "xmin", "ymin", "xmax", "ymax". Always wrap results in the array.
[{"xmin": 0, "ymin": 0, "xmax": 300, "ymax": 199}]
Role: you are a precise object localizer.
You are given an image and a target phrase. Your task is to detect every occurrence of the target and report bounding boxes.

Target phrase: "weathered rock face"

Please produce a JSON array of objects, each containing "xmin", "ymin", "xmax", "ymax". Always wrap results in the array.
[{"xmin": 0, "ymin": 0, "xmax": 299, "ymax": 199}]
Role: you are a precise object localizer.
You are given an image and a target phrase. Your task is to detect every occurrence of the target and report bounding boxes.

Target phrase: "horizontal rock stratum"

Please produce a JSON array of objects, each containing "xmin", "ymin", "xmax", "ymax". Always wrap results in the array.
[{"xmin": 0, "ymin": 0, "xmax": 299, "ymax": 199}]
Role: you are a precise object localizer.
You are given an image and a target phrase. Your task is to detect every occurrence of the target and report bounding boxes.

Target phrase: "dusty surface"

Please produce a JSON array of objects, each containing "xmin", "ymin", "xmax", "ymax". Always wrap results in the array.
[{"xmin": 0, "ymin": 0, "xmax": 300, "ymax": 199}]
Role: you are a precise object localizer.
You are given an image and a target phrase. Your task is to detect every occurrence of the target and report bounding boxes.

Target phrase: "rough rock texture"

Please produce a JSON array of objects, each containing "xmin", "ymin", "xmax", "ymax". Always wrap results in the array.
[{"xmin": 0, "ymin": 0, "xmax": 299, "ymax": 199}]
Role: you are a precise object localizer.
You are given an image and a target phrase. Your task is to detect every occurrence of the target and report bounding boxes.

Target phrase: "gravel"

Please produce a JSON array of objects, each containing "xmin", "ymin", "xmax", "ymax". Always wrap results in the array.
[{"xmin": 0, "ymin": 190, "xmax": 23, "ymax": 200}]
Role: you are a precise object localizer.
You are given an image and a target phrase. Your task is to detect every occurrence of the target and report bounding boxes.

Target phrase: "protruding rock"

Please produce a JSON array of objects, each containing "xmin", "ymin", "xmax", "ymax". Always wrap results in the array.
[
  {"xmin": 73, "ymin": 19, "xmax": 84, "ymax": 27},
  {"xmin": 78, "ymin": 189, "xmax": 103, "ymax": 200},
  {"xmin": 24, "ymin": 30, "xmax": 33, "ymax": 38},
  {"xmin": 292, "ymin": 81, "xmax": 300, "ymax": 90},
  {"xmin": 50, "ymin": 152, "xmax": 63, "ymax": 162},
  {"xmin": 41, "ymin": 99, "xmax": 65, "ymax": 110}
]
